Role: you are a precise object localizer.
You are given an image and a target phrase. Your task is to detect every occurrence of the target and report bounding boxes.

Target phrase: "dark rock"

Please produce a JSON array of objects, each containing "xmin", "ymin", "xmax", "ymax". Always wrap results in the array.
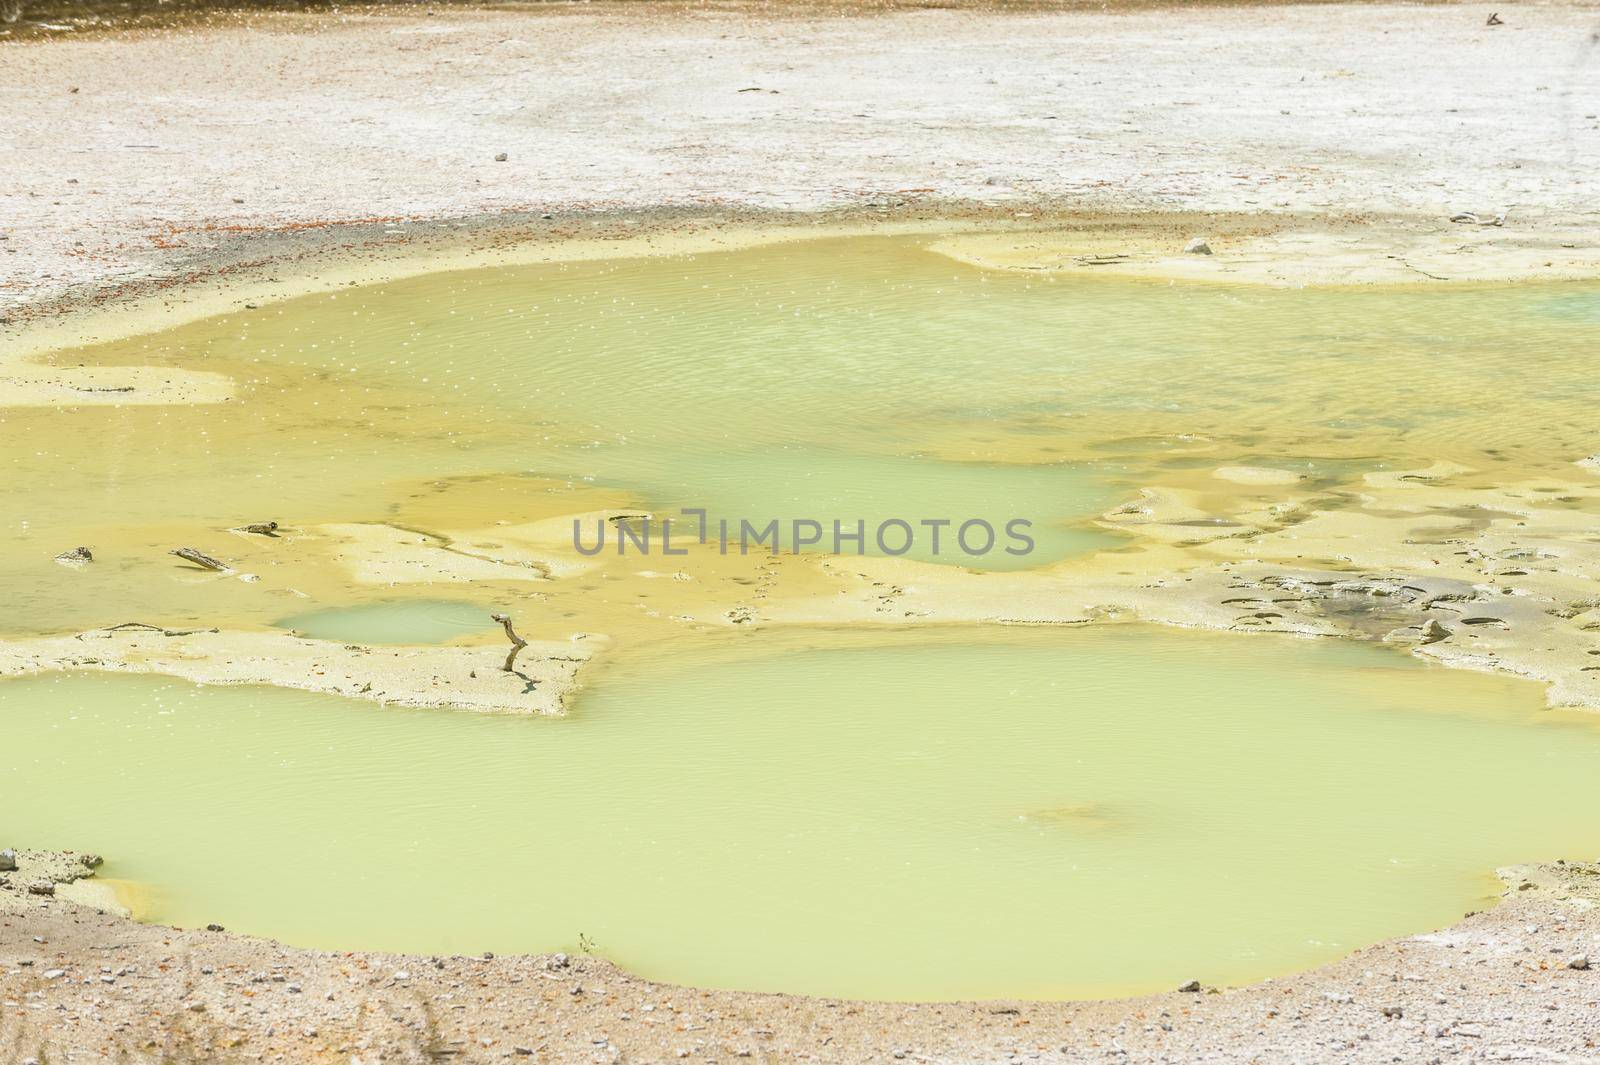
[{"xmin": 1177, "ymin": 980, "xmax": 1201, "ymax": 993}]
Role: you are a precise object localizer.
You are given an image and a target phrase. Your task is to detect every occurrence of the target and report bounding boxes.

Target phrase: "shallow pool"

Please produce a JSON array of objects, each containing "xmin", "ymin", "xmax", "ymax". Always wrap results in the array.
[
  {"xmin": 4, "ymin": 626, "xmax": 1597, "ymax": 1000},
  {"xmin": 7, "ymin": 236, "xmax": 1600, "ymax": 637},
  {"xmin": 274, "ymin": 599, "xmax": 494, "ymax": 645}
]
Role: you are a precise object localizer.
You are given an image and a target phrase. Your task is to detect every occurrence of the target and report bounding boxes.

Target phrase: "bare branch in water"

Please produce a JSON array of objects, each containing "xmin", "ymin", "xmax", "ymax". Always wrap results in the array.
[
  {"xmin": 96, "ymin": 622, "xmax": 219, "ymax": 638},
  {"xmin": 491, "ymin": 613, "xmax": 529, "ymax": 673}
]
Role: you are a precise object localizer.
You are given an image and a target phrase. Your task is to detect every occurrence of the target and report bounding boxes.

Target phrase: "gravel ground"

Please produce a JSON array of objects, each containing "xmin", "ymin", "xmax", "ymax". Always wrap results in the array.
[{"xmin": 2, "ymin": 850, "xmax": 1598, "ymax": 1064}]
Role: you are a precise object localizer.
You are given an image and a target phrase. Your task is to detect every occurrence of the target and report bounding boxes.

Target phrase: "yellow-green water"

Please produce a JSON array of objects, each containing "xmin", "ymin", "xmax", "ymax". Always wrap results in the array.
[
  {"xmin": 7, "ymin": 237, "xmax": 1600, "ymax": 637},
  {"xmin": 7, "ymin": 233, "xmax": 1600, "ymax": 1000},
  {"xmin": 4, "ymin": 627, "xmax": 1599, "ymax": 1000},
  {"xmin": 274, "ymin": 599, "xmax": 494, "ymax": 644}
]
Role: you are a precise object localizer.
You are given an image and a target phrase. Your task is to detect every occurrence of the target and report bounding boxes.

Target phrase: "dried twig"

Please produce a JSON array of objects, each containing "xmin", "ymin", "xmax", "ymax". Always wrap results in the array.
[
  {"xmin": 170, "ymin": 547, "xmax": 230, "ymax": 572},
  {"xmin": 95, "ymin": 622, "xmax": 219, "ymax": 638},
  {"xmin": 491, "ymin": 613, "xmax": 528, "ymax": 673}
]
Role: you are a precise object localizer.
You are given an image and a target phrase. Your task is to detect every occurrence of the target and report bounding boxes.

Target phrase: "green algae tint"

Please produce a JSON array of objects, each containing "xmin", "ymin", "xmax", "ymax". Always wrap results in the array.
[
  {"xmin": 11, "ymin": 237, "xmax": 1600, "ymax": 638},
  {"xmin": 4, "ymin": 626, "xmax": 1600, "ymax": 1001},
  {"xmin": 274, "ymin": 599, "xmax": 494, "ymax": 645}
]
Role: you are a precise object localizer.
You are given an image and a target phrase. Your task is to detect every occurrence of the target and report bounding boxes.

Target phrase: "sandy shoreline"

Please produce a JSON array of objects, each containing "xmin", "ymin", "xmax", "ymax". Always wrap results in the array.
[
  {"xmin": 4, "ymin": 849, "xmax": 1598, "ymax": 1063},
  {"xmin": 7, "ymin": 2, "xmax": 1600, "ymax": 1061}
]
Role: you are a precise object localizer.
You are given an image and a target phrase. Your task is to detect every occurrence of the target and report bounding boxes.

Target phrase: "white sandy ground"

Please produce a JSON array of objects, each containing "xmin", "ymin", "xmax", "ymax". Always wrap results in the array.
[
  {"xmin": 7, "ymin": 3, "xmax": 1600, "ymax": 1061},
  {"xmin": 3, "ymin": 0, "xmax": 1600, "ymax": 313}
]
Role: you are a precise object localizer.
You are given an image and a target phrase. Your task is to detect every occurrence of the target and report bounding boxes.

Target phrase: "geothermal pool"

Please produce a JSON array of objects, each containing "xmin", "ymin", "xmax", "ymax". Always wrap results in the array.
[
  {"xmin": 5, "ymin": 627, "xmax": 1599, "ymax": 1000},
  {"xmin": 5, "ymin": 233, "xmax": 1600, "ymax": 1000},
  {"xmin": 7, "ymin": 235, "xmax": 1600, "ymax": 638}
]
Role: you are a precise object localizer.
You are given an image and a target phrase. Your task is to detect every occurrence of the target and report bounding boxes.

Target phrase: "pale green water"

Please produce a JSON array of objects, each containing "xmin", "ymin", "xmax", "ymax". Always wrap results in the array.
[
  {"xmin": 8, "ymin": 234, "xmax": 1600, "ymax": 1001},
  {"xmin": 12, "ymin": 238, "xmax": 1600, "ymax": 639},
  {"xmin": 4, "ymin": 627, "xmax": 1598, "ymax": 1001},
  {"xmin": 275, "ymin": 599, "xmax": 494, "ymax": 644}
]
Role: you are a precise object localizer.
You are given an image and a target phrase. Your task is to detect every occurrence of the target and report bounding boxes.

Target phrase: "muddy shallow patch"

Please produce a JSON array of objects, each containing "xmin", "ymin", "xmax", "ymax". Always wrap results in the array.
[{"xmin": 273, "ymin": 599, "xmax": 494, "ymax": 645}]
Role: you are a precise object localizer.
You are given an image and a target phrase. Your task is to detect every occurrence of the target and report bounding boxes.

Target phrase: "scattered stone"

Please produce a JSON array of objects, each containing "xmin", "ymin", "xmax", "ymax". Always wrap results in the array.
[
  {"xmin": 0, "ymin": 849, "xmax": 15, "ymax": 872},
  {"xmin": 1380, "ymin": 1005, "xmax": 1403, "ymax": 1019},
  {"xmin": 206, "ymin": 923, "xmax": 225, "ymax": 932},
  {"xmin": 1569, "ymin": 955, "xmax": 1590, "ymax": 970},
  {"xmin": 1177, "ymin": 980, "xmax": 1201, "ymax": 993},
  {"xmin": 55, "ymin": 546, "xmax": 93, "ymax": 565},
  {"xmin": 79, "ymin": 853, "xmax": 102, "ymax": 869},
  {"xmin": 236, "ymin": 521, "xmax": 280, "ymax": 536},
  {"xmin": 1419, "ymin": 618, "xmax": 1451, "ymax": 645},
  {"xmin": 170, "ymin": 547, "xmax": 230, "ymax": 572},
  {"xmin": 26, "ymin": 881, "xmax": 54, "ymax": 896},
  {"xmin": 1183, "ymin": 238, "xmax": 1212, "ymax": 255},
  {"xmin": 494, "ymin": 152, "xmax": 508, "ymax": 162},
  {"xmin": 1448, "ymin": 210, "xmax": 1507, "ymax": 226},
  {"xmin": 184, "ymin": 1000, "xmax": 206, "ymax": 1012},
  {"xmin": 43, "ymin": 969, "xmax": 65, "ymax": 980}
]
